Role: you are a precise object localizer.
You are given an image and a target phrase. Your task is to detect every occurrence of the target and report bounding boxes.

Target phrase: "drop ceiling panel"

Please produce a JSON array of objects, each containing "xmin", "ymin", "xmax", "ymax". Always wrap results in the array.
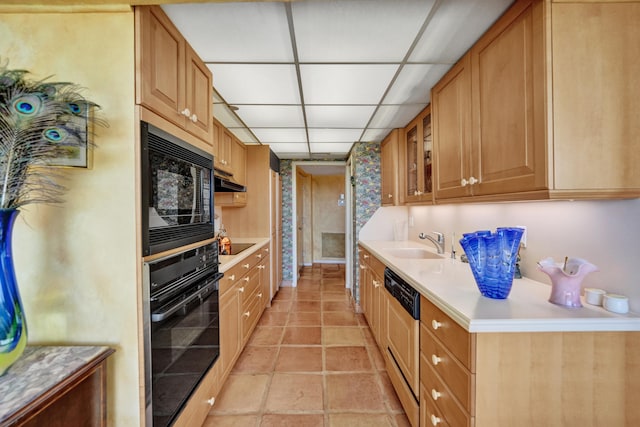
[
  {"xmin": 409, "ymin": 0, "xmax": 513, "ymax": 63},
  {"xmin": 207, "ymin": 64, "xmax": 300, "ymax": 104},
  {"xmin": 266, "ymin": 142, "xmax": 309, "ymax": 154},
  {"xmin": 306, "ymin": 105, "xmax": 377, "ymax": 128},
  {"xmin": 162, "ymin": 3, "xmax": 292, "ymax": 62},
  {"xmin": 369, "ymin": 105, "xmax": 427, "ymax": 129},
  {"xmin": 291, "ymin": 0, "xmax": 437, "ymax": 62},
  {"xmin": 384, "ymin": 64, "xmax": 451, "ymax": 104},
  {"xmin": 301, "ymin": 64, "xmax": 399, "ymax": 105},
  {"xmin": 362, "ymin": 128, "xmax": 395, "ymax": 143},
  {"xmin": 252, "ymin": 128, "xmax": 308, "ymax": 143},
  {"xmin": 310, "ymin": 142, "xmax": 354, "ymax": 154},
  {"xmin": 308, "ymin": 128, "xmax": 364, "ymax": 143},
  {"xmin": 234, "ymin": 105, "xmax": 305, "ymax": 128}
]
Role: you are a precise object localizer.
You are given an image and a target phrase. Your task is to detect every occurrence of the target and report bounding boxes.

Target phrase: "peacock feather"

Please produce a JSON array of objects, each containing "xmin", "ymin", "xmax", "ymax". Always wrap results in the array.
[{"xmin": 0, "ymin": 60, "xmax": 106, "ymax": 209}]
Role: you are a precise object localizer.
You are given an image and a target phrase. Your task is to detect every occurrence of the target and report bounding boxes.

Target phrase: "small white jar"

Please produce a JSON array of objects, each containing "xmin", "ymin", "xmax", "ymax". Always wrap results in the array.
[
  {"xmin": 584, "ymin": 288, "xmax": 606, "ymax": 306},
  {"xmin": 602, "ymin": 294, "xmax": 629, "ymax": 314}
]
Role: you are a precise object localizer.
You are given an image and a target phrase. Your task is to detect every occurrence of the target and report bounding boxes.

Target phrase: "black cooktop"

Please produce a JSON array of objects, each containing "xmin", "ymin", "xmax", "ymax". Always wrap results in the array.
[{"xmin": 229, "ymin": 242, "xmax": 255, "ymax": 255}]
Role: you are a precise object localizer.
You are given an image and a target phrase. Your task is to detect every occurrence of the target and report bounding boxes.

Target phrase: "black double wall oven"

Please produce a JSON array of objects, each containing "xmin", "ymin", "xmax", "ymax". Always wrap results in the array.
[{"xmin": 141, "ymin": 121, "xmax": 222, "ymax": 426}]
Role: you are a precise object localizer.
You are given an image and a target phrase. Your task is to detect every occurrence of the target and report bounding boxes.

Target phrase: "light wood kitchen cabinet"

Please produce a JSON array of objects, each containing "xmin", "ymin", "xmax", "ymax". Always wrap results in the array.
[
  {"xmin": 172, "ymin": 362, "xmax": 219, "ymax": 427},
  {"xmin": 135, "ymin": 5, "xmax": 213, "ymax": 144},
  {"xmin": 380, "ymin": 129, "xmax": 400, "ymax": 206},
  {"xmin": 212, "ymin": 118, "xmax": 232, "ymax": 173},
  {"xmin": 400, "ymin": 105, "xmax": 434, "ymax": 204},
  {"xmin": 221, "ymin": 146, "xmax": 282, "ymax": 300},
  {"xmin": 432, "ymin": 0, "xmax": 640, "ymax": 203},
  {"xmin": 231, "ymin": 137, "xmax": 247, "ymax": 186},
  {"xmin": 218, "ymin": 271, "xmax": 241, "ymax": 381},
  {"xmin": 419, "ymin": 295, "xmax": 640, "ymax": 426}
]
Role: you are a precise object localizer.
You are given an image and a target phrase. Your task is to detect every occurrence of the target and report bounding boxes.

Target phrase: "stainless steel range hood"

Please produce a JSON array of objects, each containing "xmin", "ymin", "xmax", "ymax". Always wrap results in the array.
[{"xmin": 214, "ymin": 169, "xmax": 246, "ymax": 192}]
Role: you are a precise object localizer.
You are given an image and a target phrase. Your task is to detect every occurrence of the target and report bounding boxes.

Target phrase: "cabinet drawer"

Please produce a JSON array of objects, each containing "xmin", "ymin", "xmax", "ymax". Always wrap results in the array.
[
  {"xmin": 421, "ymin": 387, "xmax": 451, "ymax": 427},
  {"xmin": 240, "ymin": 269, "xmax": 261, "ymax": 308},
  {"xmin": 369, "ymin": 254, "xmax": 386, "ymax": 279},
  {"xmin": 420, "ymin": 324, "xmax": 474, "ymax": 412},
  {"xmin": 220, "ymin": 263, "xmax": 246, "ymax": 295},
  {"xmin": 420, "ymin": 296, "xmax": 475, "ymax": 370},
  {"xmin": 241, "ymin": 294, "xmax": 262, "ymax": 340},
  {"xmin": 420, "ymin": 351, "xmax": 472, "ymax": 427}
]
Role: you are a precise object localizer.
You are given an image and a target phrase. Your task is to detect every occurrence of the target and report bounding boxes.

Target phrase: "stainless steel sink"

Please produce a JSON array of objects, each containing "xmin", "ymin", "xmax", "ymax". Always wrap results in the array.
[{"xmin": 384, "ymin": 248, "xmax": 443, "ymax": 259}]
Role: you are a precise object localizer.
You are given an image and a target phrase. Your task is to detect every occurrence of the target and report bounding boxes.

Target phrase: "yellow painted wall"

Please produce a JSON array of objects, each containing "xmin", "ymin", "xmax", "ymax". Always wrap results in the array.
[
  {"xmin": 0, "ymin": 11, "xmax": 140, "ymax": 426},
  {"xmin": 311, "ymin": 175, "xmax": 345, "ymax": 261}
]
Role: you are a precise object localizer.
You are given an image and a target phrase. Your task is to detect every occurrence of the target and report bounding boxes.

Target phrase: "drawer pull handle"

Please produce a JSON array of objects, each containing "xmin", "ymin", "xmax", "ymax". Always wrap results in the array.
[
  {"xmin": 431, "ymin": 319, "xmax": 442, "ymax": 330},
  {"xmin": 207, "ymin": 397, "xmax": 215, "ymax": 406},
  {"xmin": 431, "ymin": 354, "xmax": 441, "ymax": 366},
  {"xmin": 257, "ymin": 292, "xmax": 263, "ymax": 298},
  {"xmin": 243, "ymin": 263, "xmax": 250, "ymax": 269},
  {"xmin": 256, "ymin": 254, "xmax": 262, "ymax": 259},
  {"xmin": 228, "ymin": 274, "xmax": 236, "ymax": 281},
  {"xmin": 363, "ymin": 254, "xmax": 369, "ymax": 259},
  {"xmin": 238, "ymin": 287, "xmax": 245, "ymax": 293},
  {"xmin": 258, "ymin": 265, "xmax": 266, "ymax": 270},
  {"xmin": 388, "ymin": 193, "xmax": 393, "ymax": 199},
  {"xmin": 431, "ymin": 389, "xmax": 441, "ymax": 400},
  {"xmin": 373, "ymin": 280, "xmax": 381, "ymax": 288},
  {"xmin": 243, "ymin": 311, "xmax": 250, "ymax": 317},
  {"xmin": 430, "ymin": 414, "xmax": 442, "ymax": 426},
  {"xmin": 243, "ymin": 277, "xmax": 250, "ymax": 282}
]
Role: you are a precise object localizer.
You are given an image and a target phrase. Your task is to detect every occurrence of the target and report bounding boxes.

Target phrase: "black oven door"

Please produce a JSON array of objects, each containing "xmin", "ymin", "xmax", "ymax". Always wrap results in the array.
[{"xmin": 145, "ymin": 268, "xmax": 222, "ymax": 427}]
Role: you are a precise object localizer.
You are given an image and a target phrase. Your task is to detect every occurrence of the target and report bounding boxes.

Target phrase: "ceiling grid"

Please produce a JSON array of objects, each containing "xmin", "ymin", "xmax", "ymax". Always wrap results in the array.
[{"xmin": 163, "ymin": 0, "xmax": 514, "ymax": 159}]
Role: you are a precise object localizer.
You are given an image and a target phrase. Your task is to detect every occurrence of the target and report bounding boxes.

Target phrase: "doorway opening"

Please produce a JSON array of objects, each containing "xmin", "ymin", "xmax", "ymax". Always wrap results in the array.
[{"xmin": 291, "ymin": 161, "xmax": 352, "ymax": 290}]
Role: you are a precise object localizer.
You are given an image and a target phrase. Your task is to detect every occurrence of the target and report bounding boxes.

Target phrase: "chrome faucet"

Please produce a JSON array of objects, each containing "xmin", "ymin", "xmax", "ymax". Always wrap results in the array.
[{"xmin": 418, "ymin": 231, "xmax": 445, "ymax": 254}]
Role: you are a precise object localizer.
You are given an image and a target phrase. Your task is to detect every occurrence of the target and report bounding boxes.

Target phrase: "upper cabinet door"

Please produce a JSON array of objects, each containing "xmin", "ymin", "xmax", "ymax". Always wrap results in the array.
[
  {"xmin": 136, "ymin": 6, "xmax": 213, "ymax": 145},
  {"xmin": 381, "ymin": 129, "xmax": 399, "ymax": 206},
  {"xmin": 137, "ymin": 6, "xmax": 186, "ymax": 130},
  {"xmin": 432, "ymin": 56, "xmax": 472, "ymax": 201},
  {"xmin": 470, "ymin": 0, "xmax": 546, "ymax": 196},
  {"xmin": 400, "ymin": 105, "xmax": 434, "ymax": 204},
  {"xmin": 185, "ymin": 44, "xmax": 213, "ymax": 143}
]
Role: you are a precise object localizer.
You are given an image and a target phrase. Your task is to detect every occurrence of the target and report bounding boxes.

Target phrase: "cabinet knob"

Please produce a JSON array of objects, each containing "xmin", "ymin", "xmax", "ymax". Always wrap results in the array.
[
  {"xmin": 207, "ymin": 397, "xmax": 215, "ymax": 406},
  {"xmin": 243, "ymin": 277, "xmax": 250, "ymax": 282},
  {"xmin": 388, "ymin": 194, "xmax": 393, "ymax": 199},
  {"xmin": 257, "ymin": 292, "xmax": 263, "ymax": 298},
  {"xmin": 238, "ymin": 286, "xmax": 245, "ymax": 293},
  {"xmin": 180, "ymin": 108, "xmax": 191, "ymax": 117},
  {"xmin": 360, "ymin": 264, "xmax": 366, "ymax": 270},
  {"xmin": 190, "ymin": 114, "xmax": 198, "ymax": 123},
  {"xmin": 256, "ymin": 254, "xmax": 262, "ymax": 259},
  {"xmin": 258, "ymin": 265, "xmax": 266, "ymax": 270},
  {"xmin": 243, "ymin": 263, "xmax": 250, "ymax": 269},
  {"xmin": 373, "ymin": 280, "xmax": 381, "ymax": 288},
  {"xmin": 431, "ymin": 354, "xmax": 441, "ymax": 366},
  {"xmin": 431, "ymin": 389, "xmax": 441, "ymax": 400},
  {"xmin": 243, "ymin": 311, "xmax": 250, "ymax": 317},
  {"xmin": 363, "ymin": 254, "xmax": 369, "ymax": 259},
  {"xmin": 265, "ymin": 248, "xmax": 269, "ymax": 252},
  {"xmin": 461, "ymin": 176, "xmax": 478, "ymax": 187},
  {"xmin": 431, "ymin": 319, "xmax": 442, "ymax": 330},
  {"xmin": 430, "ymin": 414, "xmax": 442, "ymax": 426},
  {"xmin": 228, "ymin": 274, "xmax": 236, "ymax": 281}
]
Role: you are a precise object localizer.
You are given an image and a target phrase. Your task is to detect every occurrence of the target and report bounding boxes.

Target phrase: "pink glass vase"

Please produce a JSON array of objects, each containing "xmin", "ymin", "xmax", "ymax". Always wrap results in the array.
[{"xmin": 538, "ymin": 257, "xmax": 599, "ymax": 308}]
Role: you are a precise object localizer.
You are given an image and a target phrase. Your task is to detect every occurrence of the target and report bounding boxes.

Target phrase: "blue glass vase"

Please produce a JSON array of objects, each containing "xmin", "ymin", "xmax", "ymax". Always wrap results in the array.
[
  {"xmin": 0, "ymin": 208, "xmax": 28, "ymax": 376},
  {"xmin": 459, "ymin": 227, "xmax": 524, "ymax": 299}
]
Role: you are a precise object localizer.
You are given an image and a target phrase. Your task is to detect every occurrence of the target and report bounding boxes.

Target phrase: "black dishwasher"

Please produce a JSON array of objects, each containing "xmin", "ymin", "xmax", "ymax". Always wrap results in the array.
[{"xmin": 384, "ymin": 267, "xmax": 420, "ymax": 320}]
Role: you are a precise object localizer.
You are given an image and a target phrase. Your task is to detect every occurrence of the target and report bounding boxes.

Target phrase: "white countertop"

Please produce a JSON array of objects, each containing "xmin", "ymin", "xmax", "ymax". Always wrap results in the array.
[
  {"xmin": 218, "ymin": 237, "xmax": 270, "ymax": 272},
  {"xmin": 359, "ymin": 240, "xmax": 640, "ymax": 333}
]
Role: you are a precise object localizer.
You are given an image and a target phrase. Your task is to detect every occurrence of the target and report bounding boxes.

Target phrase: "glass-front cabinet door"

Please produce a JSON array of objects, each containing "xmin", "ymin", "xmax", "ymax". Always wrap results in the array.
[{"xmin": 401, "ymin": 105, "xmax": 433, "ymax": 204}]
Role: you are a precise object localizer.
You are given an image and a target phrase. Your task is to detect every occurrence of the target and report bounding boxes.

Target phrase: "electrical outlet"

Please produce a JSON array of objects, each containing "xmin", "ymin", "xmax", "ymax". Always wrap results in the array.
[{"xmin": 517, "ymin": 225, "xmax": 527, "ymax": 247}]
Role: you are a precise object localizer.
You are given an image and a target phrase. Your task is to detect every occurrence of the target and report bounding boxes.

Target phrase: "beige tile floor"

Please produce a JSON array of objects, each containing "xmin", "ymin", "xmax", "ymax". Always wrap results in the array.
[{"xmin": 204, "ymin": 264, "xmax": 411, "ymax": 427}]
